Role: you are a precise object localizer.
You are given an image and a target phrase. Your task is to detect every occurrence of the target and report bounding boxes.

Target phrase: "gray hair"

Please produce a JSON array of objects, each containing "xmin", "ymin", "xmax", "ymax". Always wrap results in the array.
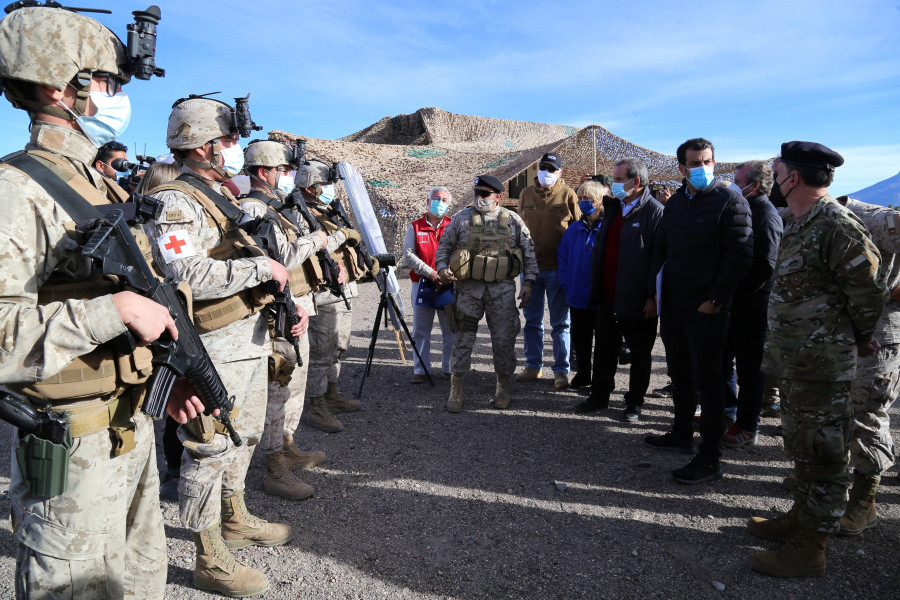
[
  {"xmin": 736, "ymin": 160, "xmax": 774, "ymax": 196},
  {"xmin": 429, "ymin": 186, "xmax": 452, "ymax": 203},
  {"xmin": 615, "ymin": 157, "xmax": 649, "ymax": 190}
]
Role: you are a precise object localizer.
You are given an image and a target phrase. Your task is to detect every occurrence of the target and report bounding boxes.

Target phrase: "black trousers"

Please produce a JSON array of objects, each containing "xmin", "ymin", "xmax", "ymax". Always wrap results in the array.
[
  {"xmin": 660, "ymin": 307, "xmax": 729, "ymax": 458},
  {"xmin": 591, "ymin": 302, "xmax": 658, "ymax": 408},
  {"xmin": 722, "ymin": 309, "xmax": 767, "ymax": 431},
  {"xmin": 570, "ymin": 306, "xmax": 600, "ymax": 378}
]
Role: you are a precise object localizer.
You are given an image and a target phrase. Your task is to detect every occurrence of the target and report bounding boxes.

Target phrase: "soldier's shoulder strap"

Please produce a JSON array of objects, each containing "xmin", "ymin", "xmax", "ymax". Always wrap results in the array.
[{"xmin": 1, "ymin": 150, "xmax": 101, "ymax": 222}]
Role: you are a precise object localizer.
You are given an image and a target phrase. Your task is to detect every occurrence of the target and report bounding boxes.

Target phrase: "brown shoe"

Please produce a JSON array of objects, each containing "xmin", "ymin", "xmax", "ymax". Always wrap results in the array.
[
  {"xmin": 492, "ymin": 373, "xmax": 511, "ymax": 409},
  {"xmin": 750, "ymin": 527, "xmax": 828, "ymax": 578},
  {"xmin": 553, "ymin": 372, "xmax": 568, "ymax": 389},
  {"xmin": 263, "ymin": 452, "xmax": 314, "ymax": 501},
  {"xmin": 515, "ymin": 367, "xmax": 542, "ymax": 382},
  {"xmin": 282, "ymin": 435, "xmax": 325, "ymax": 470},
  {"xmin": 447, "ymin": 374, "xmax": 464, "ymax": 413},
  {"xmin": 747, "ymin": 501, "xmax": 804, "ymax": 543},
  {"xmin": 325, "ymin": 382, "xmax": 361, "ymax": 413},
  {"xmin": 193, "ymin": 523, "xmax": 269, "ymax": 597},
  {"xmin": 221, "ymin": 490, "xmax": 292, "ymax": 550},
  {"xmin": 305, "ymin": 395, "xmax": 344, "ymax": 433},
  {"xmin": 839, "ymin": 473, "xmax": 879, "ymax": 536}
]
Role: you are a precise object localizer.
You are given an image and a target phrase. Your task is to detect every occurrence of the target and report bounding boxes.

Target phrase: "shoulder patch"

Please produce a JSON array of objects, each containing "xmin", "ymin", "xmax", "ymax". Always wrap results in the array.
[
  {"xmin": 166, "ymin": 209, "xmax": 183, "ymax": 222},
  {"xmin": 157, "ymin": 229, "xmax": 197, "ymax": 263}
]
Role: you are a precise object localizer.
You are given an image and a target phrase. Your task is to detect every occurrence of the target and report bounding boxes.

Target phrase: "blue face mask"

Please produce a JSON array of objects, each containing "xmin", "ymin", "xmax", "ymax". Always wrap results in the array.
[
  {"xmin": 429, "ymin": 199, "xmax": 448, "ymax": 217},
  {"xmin": 688, "ymin": 165, "xmax": 716, "ymax": 189},
  {"xmin": 578, "ymin": 199, "xmax": 596, "ymax": 215},
  {"xmin": 62, "ymin": 90, "xmax": 132, "ymax": 148},
  {"xmin": 611, "ymin": 181, "xmax": 630, "ymax": 201},
  {"xmin": 318, "ymin": 184, "xmax": 336, "ymax": 204}
]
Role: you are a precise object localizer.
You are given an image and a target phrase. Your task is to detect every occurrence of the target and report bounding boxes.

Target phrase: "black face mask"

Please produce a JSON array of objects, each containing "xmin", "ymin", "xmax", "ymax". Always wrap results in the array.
[{"xmin": 769, "ymin": 174, "xmax": 788, "ymax": 208}]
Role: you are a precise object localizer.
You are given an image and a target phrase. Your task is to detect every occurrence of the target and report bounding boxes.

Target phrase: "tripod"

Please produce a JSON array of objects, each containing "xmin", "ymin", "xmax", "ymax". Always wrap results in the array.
[{"xmin": 357, "ymin": 267, "xmax": 434, "ymax": 398}]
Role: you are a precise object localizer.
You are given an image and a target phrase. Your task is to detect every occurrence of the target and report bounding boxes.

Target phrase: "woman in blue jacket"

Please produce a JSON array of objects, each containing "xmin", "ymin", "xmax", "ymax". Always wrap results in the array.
[{"xmin": 558, "ymin": 180, "xmax": 608, "ymax": 389}]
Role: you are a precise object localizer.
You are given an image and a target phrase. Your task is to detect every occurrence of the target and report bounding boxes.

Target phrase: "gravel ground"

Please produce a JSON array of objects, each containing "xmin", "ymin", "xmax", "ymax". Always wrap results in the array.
[{"xmin": 1, "ymin": 276, "xmax": 898, "ymax": 599}]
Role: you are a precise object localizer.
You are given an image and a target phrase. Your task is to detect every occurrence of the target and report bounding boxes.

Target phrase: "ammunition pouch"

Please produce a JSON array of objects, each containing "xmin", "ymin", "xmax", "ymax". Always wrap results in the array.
[
  {"xmin": 268, "ymin": 353, "xmax": 294, "ymax": 387},
  {"xmin": 184, "ymin": 406, "xmax": 242, "ymax": 445},
  {"xmin": 449, "ymin": 249, "xmax": 471, "ymax": 281},
  {"xmin": 450, "ymin": 209, "xmax": 521, "ymax": 282}
]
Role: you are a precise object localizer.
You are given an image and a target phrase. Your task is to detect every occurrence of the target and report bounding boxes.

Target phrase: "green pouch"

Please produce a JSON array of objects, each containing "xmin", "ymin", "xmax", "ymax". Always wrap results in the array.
[{"xmin": 15, "ymin": 429, "xmax": 72, "ymax": 498}]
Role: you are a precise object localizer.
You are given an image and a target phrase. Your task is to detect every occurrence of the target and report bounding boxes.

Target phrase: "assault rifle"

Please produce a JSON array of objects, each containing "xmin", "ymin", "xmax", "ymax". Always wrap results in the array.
[
  {"xmin": 288, "ymin": 189, "xmax": 351, "ymax": 309},
  {"xmin": 325, "ymin": 196, "xmax": 376, "ymax": 278},
  {"xmin": 243, "ymin": 218, "xmax": 303, "ymax": 365},
  {"xmin": 80, "ymin": 210, "xmax": 242, "ymax": 446}
]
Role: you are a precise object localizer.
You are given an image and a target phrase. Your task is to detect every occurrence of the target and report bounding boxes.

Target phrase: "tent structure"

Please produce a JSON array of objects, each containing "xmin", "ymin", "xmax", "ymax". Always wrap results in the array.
[{"xmin": 270, "ymin": 107, "xmax": 740, "ymax": 257}]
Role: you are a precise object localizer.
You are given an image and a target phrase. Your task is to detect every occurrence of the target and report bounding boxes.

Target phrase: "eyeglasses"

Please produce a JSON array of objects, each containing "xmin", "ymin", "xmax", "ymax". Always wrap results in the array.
[
  {"xmin": 95, "ymin": 72, "xmax": 124, "ymax": 97},
  {"xmin": 473, "ymin": 189, "xmax": 495, "ymax": 198}
]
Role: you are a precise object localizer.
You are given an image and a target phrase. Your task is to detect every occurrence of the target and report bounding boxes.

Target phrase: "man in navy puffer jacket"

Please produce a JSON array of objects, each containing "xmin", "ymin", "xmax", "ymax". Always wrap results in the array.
[{"xmin": 646, "ymin": 138, "xmax": 753, "ymax": 484}]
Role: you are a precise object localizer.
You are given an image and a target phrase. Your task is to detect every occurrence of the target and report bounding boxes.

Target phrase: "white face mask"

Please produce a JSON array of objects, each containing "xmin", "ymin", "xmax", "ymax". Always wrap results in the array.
[
  {"xmin": 219, "ymin": 143, "xmax": 244, "ymax": 177},
  {"xmin": 537, "ymin": 169, "xmax": 559, "ymax": 187},
  {"xmin": 60, "ymin": 90, "xmax": 131, "ymax": 148},
  {"xmin": 276, "ymin": 174, "xmax": 295, "ymax": 195}
]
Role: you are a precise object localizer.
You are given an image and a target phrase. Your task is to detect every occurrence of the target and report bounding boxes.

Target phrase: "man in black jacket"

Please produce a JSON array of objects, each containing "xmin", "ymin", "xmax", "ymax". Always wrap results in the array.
[
  {"xmin": 721, "ymin": 161, "xmax": 783, "ymax": 449},
  {"xmin": 645, "ymin": 138, "xmax": 753, "ymax": 484},
  {"xmin": 583, "ymin": 158, "xmax": 664, "ymax": 421}
]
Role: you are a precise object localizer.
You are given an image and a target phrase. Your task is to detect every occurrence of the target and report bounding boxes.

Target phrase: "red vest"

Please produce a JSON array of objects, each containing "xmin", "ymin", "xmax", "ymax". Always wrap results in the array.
[{"xmin": 410, "ymin": 214, "xmax": 450, "ymax": 282}]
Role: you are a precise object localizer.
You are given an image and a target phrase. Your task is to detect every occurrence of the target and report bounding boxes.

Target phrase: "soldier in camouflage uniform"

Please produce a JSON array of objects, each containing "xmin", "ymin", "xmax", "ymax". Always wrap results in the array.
[
  {"xmin": 294, "ymin": 160, "xmax": 374, "ymax": 432},
  {"xmin": 834, "ymin": 195, "xmax": 900, "ymax": 536},
  {"xmin": 145, "ymin": 98, "xmax": 292, "ymax": 597},
  {"xmin": 435, "ymin": 175, "xmax": 539, "ymax": 412},
  {"xmin": 747, "ymin": 142, "xmax": 887, "ymax": 578},
  {"xmin": 239, "ymin": 140, "xmax": 349, "ymax": 500},
  {"xmin": 0, "ymin": 6, "xmax": 205, "ymax": 598}
]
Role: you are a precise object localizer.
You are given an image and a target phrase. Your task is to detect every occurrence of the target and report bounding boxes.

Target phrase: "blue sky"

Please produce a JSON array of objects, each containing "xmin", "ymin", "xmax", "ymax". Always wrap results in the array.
[{"xmin": 1, "ymin": 0, "xmax": 898, "ymax": 196}]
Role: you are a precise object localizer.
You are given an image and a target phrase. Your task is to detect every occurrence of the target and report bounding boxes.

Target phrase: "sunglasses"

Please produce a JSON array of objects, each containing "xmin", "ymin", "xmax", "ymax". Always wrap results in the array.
[
  {"xmin": 473, "ymin": 189, "xmax": 495, "ymax": 198},
  {"xmin": 540, "ymin": 164, "xmax": 559, "ymax": 173}
]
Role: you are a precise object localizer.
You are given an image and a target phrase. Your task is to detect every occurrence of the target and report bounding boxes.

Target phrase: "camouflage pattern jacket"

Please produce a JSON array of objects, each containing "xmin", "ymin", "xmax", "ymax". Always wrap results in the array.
[
  {"xmin": 763, "ymin": 195, "xmax": 887, "ymax": 381},
  {"xmin": 0, "ymin": 123, "xmax": 129, "ymax": 387},
  {"xmin": 434, "ymin": 205, "xmax": 539, "ymax": 298},
  {"xmin": 843, "ymin": 198, "xmax": 900, "ymax": 344}
]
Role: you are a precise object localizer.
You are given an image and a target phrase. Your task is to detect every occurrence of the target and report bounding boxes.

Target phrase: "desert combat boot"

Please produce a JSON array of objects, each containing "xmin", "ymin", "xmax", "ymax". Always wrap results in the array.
[
  {"xmin": 193, "ymin": 523, "xmax": 269, "ymax": 597},
  {"xmin": 305, "ymin": 395, "xmax": 344, "ymax": 432},
  {"xmin": 492, "ymin": 373, "xmax": 511, "ymax": 409},
  {"xmin": 325, "ymin": 382, "xmax": 361, "ymax": 412},
  {"xmin": 447, "ymin": 374, "xmax": 464, "ymax": 413},
  {"xmin": 750, "ymin": 527, "xmax": 829, "ymax": 578},
  {"xmin": 263, "ymin": 451, "xmax": 314, "ymax": 501},
  {"xmin": 282, "ymin": 434, "xmax": 325, "ymax": 470},
  {"xmin": 747, "ymin": 501, "xmax": 804, "ymax": 543},
  {"xmin": 221, "ymin": 489, "xmax": 293, "ymax": 549},
  {"xmin": 839, "ymin": 472, "xmax": 880, "ymax": 536}
]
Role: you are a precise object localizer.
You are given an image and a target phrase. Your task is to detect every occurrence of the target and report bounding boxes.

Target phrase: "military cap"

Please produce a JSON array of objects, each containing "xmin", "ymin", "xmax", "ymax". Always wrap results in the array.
[
  {"xmin": 780, "ymin": 141, "xmax": 844, "ymax": 171},
  {"xmin": 474, "ymin": 174, "xmax": 504, "ymax": 194},
  {"xmin": 539, "ymin": 152, "xmax": 562, "ymax": 170}
]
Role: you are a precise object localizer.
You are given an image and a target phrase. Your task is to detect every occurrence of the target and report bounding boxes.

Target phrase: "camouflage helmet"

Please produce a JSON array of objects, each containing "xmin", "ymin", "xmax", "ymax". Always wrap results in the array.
[
  {"xmin": 167, "ymin": 97, "xmax": 235, "ymax": 150},
  {"xmin": 243, "ymin": 140, "xmax": 292, "ymax": 170},
  {"xmin": 294, "ymin": 159, "xmax": 332, "ymax": 188},
  {"xmin": 0, "ymin": 7, "xmax": 129, "ymax": 90}
]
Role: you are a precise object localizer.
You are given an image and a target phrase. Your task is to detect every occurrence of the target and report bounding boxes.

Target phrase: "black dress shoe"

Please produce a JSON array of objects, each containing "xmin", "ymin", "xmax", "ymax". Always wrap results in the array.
[
  {"xmin": 569, "ymin": 372, "xmax": 592, "ymax": 389},
  {"xmin": 574, "ymin": 394, "xmax": 609, "ymax": 413}
]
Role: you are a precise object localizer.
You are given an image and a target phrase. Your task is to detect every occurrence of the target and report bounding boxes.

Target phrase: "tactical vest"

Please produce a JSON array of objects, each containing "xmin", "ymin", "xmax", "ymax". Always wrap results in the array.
[
  {"xmin": 236, "ymin": 190, "xmax": 321, "ymax": 297},
  {"xmin": 310, "ymin": 203, "xmax": 367, "ymax": 282},
  {"xmin": 2, "ymin": 151, "xmax": 154, "ymax": 405},
  {"xmin": 151, "ymin": 180, "xmax": 270, "ymax": 333},
  {"xmin": 449, "ymin": 208, "xmax": 523, "ymax": 282}
]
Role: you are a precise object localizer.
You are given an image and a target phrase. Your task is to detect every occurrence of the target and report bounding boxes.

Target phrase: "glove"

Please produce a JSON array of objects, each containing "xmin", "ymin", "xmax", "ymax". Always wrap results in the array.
[
  {"xmin": 368, "ymin": 257, "xmax": 380, "ymax": 277},
  {"xmin": 517, "ymin": 282, "xmax": 533, "ymax": 309},
  {"xmin": 341, "ymin": 227, "xmax": 361, "ymax": 247}
]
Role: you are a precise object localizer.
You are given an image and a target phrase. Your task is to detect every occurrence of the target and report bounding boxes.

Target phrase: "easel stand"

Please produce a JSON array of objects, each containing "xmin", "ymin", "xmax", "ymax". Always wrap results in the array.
[{"xmin": 357, "ymin": 267, "xmax": 434, "ymax": 398}]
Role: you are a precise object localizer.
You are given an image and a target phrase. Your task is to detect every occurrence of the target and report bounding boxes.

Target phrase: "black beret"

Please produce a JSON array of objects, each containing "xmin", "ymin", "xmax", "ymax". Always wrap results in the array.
[
  {"xmin": 539, "ymin": 152, "xmax": 562, "ymax": 170},
  {"xmin": 780, "ymin": 141, "xmax": 844, "ymax": 171},
  {"xmin": 474, "ymin": 174, "xmax": 504, "ymax": 194}
]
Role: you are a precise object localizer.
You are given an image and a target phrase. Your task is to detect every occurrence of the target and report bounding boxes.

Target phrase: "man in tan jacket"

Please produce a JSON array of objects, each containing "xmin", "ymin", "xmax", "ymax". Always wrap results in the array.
[{"xmin": 516, "ymin": 152, "xmax": 581, "ymax": 389}]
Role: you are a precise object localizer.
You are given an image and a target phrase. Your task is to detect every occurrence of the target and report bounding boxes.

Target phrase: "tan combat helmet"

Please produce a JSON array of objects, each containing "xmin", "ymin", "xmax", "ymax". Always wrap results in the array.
[
  {"xmin": 167, "ymin": 96, "xmax": 236, "ymax": 151},
  {"xmin": 0, "ymin": 6, "xmax": 129, "ymax": 119},
  {"xmin": 243, "ymin": 140, "xmax": 292, "ymax": 170},
  {"xmin": 294, "ymin": 159, "xmax": 333, "ymax": 189}
]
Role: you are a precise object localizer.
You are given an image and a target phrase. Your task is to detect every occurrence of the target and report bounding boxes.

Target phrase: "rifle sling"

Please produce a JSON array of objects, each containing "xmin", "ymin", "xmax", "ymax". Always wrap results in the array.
[
  {"xmin": 177, "ymin": 173, "xmax": 248, "ymax": 225},
  {"xmin": 2, "ymin": 151, "xmax": 103, "ymax": 222}
]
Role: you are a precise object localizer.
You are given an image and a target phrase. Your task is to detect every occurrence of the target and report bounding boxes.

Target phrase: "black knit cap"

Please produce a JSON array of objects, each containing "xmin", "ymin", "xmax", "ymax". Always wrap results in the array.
[
  {"xmin": 780, "ymin": 141, "xmax": 844, "ymax": 171},
  {"xmin": 474, "ymin": 174, "xmax": 504, "ymax": 194}
]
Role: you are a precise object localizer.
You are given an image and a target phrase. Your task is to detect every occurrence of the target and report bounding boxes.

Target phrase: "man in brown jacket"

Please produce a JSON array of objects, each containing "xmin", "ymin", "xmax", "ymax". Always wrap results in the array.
[{"xmin": 516, "ymin": 152, "xmax": 581, "ymax": 388}]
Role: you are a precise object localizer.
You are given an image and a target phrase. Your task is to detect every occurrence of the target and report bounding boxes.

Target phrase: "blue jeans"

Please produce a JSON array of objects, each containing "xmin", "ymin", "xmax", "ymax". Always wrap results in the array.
[{"xmin": 522, "ymin": 269, "xmax": 570, "ymax": 373}]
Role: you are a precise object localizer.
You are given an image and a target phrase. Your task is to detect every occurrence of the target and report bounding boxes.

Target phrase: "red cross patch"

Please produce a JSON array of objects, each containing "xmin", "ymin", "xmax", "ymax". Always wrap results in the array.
[{"xmin": 157, "ymin": 229, "xmax": 196, "ymax": 263}]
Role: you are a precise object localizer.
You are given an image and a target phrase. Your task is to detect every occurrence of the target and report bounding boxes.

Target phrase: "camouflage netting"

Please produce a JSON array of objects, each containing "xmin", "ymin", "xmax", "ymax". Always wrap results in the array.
[{"xmin": 271, "ymin": 107, "xmax": 740, "ymax": 258}]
